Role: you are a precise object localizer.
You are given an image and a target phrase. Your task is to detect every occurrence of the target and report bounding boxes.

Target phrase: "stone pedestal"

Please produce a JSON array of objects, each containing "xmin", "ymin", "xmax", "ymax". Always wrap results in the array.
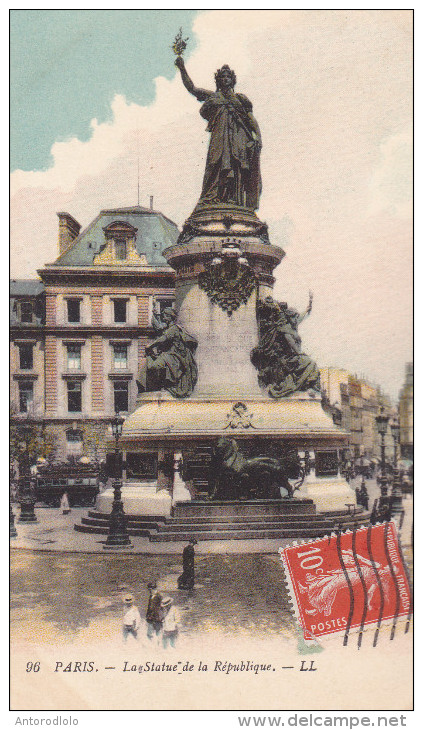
[
  {"xmin": 96, "ymin": 483, "xmax": 172, "ymax": 517},
  {"xmin": 164, "ymin": 224, "xmax": 284, "ymax": 401},
  {"xmin": 119, "ymin": 392, "xmax": 355, "ymax": 513},
  {"xmin": 295, "ymin": 476, "xmax": 356, "ymax": 513},
  {"xmin": 104, "ymin": 213, "xmax": 355, "ymax": 520},
  {"xmin": 172, "ymin": 452, "xmax": 192, "ymax": 503}
]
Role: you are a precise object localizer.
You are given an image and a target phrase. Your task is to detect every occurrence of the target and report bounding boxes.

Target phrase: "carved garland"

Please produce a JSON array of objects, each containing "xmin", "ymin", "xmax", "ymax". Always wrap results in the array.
[{"xmin": 198, "ymin": 260, "xmax": 257, "ymax": 315}]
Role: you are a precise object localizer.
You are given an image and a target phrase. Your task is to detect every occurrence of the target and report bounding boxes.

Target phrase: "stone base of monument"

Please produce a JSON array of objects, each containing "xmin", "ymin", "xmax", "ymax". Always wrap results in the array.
[
  {"xmin": 117, "ymin": 392, "xmax": 356, "ymax": 514},
  {"xmin": 95, "ymin": 483, "xmax": 172, "ymax": 517},
  {"xmin": 295, "ymin": 476, "xmax": 357, "ymax": 513},
  {"xmin": 172, "ymin": 499, "xmax": 315, "ymax": 517},
  {"xmin": 75, "ymin": 504, "xmax": 370, "ymax": 541}
]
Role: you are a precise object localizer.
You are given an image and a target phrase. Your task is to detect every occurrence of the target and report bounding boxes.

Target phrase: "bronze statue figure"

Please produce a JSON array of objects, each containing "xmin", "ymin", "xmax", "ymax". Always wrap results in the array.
[
  {"xmin": 137, "ymin": 307, "xmax": 198, "ymax": 398},
  {"xmin": 175, "ymin": 57, "xmax": 262, "ymax": 210},
  {"xmin": 251, "ymin": 294, "xmax": 321, "ymax": 398},
  {"xmin": 208, "ymin": 437, "xmax": 303, "ymax": 500}
]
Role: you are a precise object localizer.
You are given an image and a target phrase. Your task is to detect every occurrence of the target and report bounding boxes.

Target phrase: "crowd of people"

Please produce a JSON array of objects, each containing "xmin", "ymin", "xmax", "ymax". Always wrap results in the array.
[{"xmin": 120, "ymin": 538, "xmax": 197, "ymax": 648}]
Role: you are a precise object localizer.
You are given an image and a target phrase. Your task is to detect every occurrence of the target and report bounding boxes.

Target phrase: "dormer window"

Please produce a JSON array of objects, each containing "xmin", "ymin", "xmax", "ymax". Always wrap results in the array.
[
  {"xmin": 102, "ymin": 221, "xmax": 138, "ymax": 262},
  {"xmin": 20, "ymin": 302, "xmax": 33, "ymax": 323},
  {"xmin": 115, "ymin": 238, "xmax": 127, "ymax": 260}
]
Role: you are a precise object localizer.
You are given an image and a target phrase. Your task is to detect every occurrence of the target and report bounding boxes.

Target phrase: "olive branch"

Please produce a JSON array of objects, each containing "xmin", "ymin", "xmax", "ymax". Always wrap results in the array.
[{"xmin": 171, "ymin": 28, "xmax": 189, "ymax": 57}]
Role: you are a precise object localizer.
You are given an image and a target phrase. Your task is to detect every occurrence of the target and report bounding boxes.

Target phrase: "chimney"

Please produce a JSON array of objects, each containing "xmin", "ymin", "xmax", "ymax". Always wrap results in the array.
[
  {"xmin": 57, "ymin": 212, "xmax": 81, "ymax": 256},
  {"xmin": 150, "ymin": 196, "xmax": 154, "ymax": 211}
]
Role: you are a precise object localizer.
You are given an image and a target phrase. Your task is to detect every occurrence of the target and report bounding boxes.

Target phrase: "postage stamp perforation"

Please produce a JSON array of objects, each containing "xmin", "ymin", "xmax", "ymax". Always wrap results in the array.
[{"xmin": 279, "ymin": 521, "xmax": 412, "ymax": 643}]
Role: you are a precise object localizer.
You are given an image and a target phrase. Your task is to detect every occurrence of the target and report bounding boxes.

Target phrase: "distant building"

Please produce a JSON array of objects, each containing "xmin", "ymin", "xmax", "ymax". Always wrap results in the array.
[
  {"xmin": 320, "ymin": 366, "xmax": 394, "ymax": 460},
  {"xmin": 320, "ymin": 367, "xmax": 348, "ymax": 410},
  {"xmin": 10, "ymin": 204, "xmax": 178, "ymax": 461},
  {"xmin": 399, "ymin": 362, "xmax": 413, "ymax": 459},
  {"xmin": 375, "ymin": 388, "xmax": 395, "ymax": 462}
]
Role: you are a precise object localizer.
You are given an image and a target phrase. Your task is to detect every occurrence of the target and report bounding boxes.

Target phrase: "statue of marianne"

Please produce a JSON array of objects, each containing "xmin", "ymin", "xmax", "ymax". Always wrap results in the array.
[{"xmin": 175, "ymin": 57, "xmax": 262, "ymax": 210}]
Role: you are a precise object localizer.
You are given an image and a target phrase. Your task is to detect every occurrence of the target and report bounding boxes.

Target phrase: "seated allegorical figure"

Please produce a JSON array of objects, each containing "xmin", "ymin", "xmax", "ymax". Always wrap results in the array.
[
  {"xmin": 137, "ymin": 308, "xmax": 198, "ymax": 399},
  {"xmin": 251, "ymin": 294, "xmax": 320, "ymax": 398}
]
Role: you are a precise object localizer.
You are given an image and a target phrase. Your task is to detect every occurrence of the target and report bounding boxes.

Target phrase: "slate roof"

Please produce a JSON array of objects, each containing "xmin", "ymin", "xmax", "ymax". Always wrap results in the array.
[
  {"xmin": 10, "ymin": 280, "xmax": 45, "ymax": 326},
  {"xmin": 10, "ymin": 279, "xmax": 45, "ymax": 296},
  {"xmin": 53, "ymin": 206, "xmax": 179, "ymax": 267}
]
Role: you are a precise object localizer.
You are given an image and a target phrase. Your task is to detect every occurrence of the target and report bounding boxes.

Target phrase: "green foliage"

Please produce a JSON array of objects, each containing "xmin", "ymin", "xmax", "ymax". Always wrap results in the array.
[
  {"xmin": 10, "ymin": 417, "xmax": 57, "ymax": 468},
  {"xmin": 81, "ymin": 424, "xmax": 104, "ymax": 465}
]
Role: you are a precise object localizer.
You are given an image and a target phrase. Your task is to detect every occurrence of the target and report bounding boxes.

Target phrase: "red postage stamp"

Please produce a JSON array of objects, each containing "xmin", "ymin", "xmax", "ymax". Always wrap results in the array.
[{"xmin": 280, "ymin": 521, "xmax": 412, "ymax": 641}]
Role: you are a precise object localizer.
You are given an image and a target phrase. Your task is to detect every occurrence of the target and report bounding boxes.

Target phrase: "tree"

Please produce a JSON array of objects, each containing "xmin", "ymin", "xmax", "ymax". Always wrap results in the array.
[
  {"xmin": 81, "ymin": 423, "xmax": 104, "ymax": 465},
  {"xmin": 10, "ymin": 412, "xmax": 57, "ymax": 474}
]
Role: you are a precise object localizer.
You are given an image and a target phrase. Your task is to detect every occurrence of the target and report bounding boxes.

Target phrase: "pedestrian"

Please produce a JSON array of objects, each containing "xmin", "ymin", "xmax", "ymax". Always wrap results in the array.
[
  {"xmin": 122, "ymin": 594, "xmax": 141, "ymax": 642},
  {"xmin": 359, "ymin": 483, "xmax": 369, "ymax": 511},
  {"xmin": 146, "ymin": 581, "xmax": 163, "ymax": 643},
  {"xmin": 370, "ymin": 499, "xmax": 378, "ymax": 525},
  {"xmin": 60, "ymin": 491, "xmax": 71, "ymax": 515},
  {"xmin": 161, "ymin": 596, "xmax": 180, "ymax": 649},
  {"xmin": 379, "ymin": 501, "xmax": 392, "ymax": 523},
  {"xmin": 177, "ymin": 538, "xmax": 197, "ymax": 590},
  {"xmin": 355, "ymin": 486, "xmax": 361, "ymax": 507}
]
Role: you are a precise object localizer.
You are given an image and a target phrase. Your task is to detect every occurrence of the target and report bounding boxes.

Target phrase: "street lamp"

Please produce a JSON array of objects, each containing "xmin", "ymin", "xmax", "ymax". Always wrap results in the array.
[
  {"xmin": 375, "ymin": 407, "xmax": 389, "ymax": 507},
  {"xmin": 103, "ymin": 412, "xmax": 133, "ymax": 550},
  {"xmin": 10, "ymin": 498, "xmax": 17, "ymax": 538},
  {"xmin": 390, "ymin": 415, "xmax": 400, "ymax": 468},
  {"xmin": 390, "ymin": 415, "xmax": 403, "ymax": 516},
  {"xmin": 17, "ymin": 424, "xmax": 37, "ymax": 523}
]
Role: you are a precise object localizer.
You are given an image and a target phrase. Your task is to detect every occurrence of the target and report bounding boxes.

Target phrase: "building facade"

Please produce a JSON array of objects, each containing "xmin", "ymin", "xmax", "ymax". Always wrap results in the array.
[
  {"xmin": 398, "ymin": 362, "xmax": 413, "ymax": 459},
  {"xmin": 320, "ymin": 366, "xmax": 395, "ymax": 461},
  {"xmin": 10, "ymin": 205, "xmax": 178, "ymax": 461},
  {"xmin": 10, "ymin": 280, "xmax": 46, "ymax": 421}
]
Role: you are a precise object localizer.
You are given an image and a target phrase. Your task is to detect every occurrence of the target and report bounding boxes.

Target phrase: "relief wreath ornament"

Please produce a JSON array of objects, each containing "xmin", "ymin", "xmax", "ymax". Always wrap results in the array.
[{"xmin": 198, "ymin": 258, "xmax": 257, "ymax": 315}]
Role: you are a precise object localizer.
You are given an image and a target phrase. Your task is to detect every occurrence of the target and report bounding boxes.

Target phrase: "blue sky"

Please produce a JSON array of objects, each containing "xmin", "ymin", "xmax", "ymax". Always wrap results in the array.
[{"xmin": 10, "ymin": 9, "xmax": 199, "ymax": 171}]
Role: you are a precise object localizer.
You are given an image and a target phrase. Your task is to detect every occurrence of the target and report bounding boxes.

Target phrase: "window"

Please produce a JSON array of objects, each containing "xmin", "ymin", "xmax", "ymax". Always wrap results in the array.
[
  {"xmin": 19, "ymin": 381, "xmax": 33, "ymax": 413},
  {"xmin": 113, "ymin": 381, "xmax": 128, "ymax": 412},
  {"xmin": 156, "ymin": 298, "xmax": 175, "ymax": 316},
  {"xmin": 114, "ymin": 239, "xmax": 127, "ymax": 260},
  {"xmin": 67, "ymin": 381, "xmax": 82, "ymax": 412},
  {"xmin": 113, "ymin": 299, "xmax": 127, "ymax": 323},
  {"xmin": 18, "ymin": 344, "xmax": 33, "ymax": 370},
  {"xmin": 66, "ymin": 429, "xmax": 83, "ymax": 457},
  {"xmin": 20, "ymin": 302, "xmax": 33, "ymax": 323},
  {"xmin": 113, "ymin": 344, "xmax": 127, "ymax": 370},
  {"xmin": 67, "ymin": 344, "xmax": 81, "ymax": 370},
  {"xmin": 67, "ymin": 299, "xmax": 81, "ymax": 323}
]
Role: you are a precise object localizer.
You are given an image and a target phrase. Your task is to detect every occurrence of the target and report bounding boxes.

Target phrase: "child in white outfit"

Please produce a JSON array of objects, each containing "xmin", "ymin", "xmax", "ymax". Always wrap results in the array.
[
  {"xmin": 161, "ymin": 596, "xmax": 180, "ymax": 648},
  {"xmin": 122, "ymin": 594, "xmax": 141, "ymax": 641}
]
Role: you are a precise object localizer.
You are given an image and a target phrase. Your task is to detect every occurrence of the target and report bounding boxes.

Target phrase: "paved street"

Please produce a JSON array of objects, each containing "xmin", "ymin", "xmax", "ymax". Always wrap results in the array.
[
  {"xmin": 10, "ymin": 477, "xmax": 413, "ymax": 649},
  {"xmin": 10, "ymin": 549, "xmax": 296, "ymax": 647}
]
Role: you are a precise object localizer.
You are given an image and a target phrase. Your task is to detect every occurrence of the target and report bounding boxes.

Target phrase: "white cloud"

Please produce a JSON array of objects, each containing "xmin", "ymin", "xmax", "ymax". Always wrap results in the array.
[
  {"xmin": 10, "ymin": 9, "xmax": 412, "ymax": 398},
  {"xmin": 367, "ymin": 127, "xmax": 413, "ymax": 219}
]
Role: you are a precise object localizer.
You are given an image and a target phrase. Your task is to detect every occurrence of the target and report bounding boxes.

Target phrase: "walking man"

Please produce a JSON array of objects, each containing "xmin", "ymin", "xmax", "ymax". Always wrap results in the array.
[
  {"xmin": 178, "ymin": 538, "xmax": 198, "ymax": 590},
  {"xmin": 359, "ymin": 482, "xmax": 369, "ymax": 510},
  {"xmin": 146, "ymin": 581, "xmax": 163, "ymax": 643}
]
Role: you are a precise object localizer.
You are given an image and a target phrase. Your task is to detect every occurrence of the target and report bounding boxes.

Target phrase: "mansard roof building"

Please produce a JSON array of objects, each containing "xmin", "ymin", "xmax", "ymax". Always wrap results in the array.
[{"xmin": 11, "ymin": 204, "xmax": 178, "ymax": 461}]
